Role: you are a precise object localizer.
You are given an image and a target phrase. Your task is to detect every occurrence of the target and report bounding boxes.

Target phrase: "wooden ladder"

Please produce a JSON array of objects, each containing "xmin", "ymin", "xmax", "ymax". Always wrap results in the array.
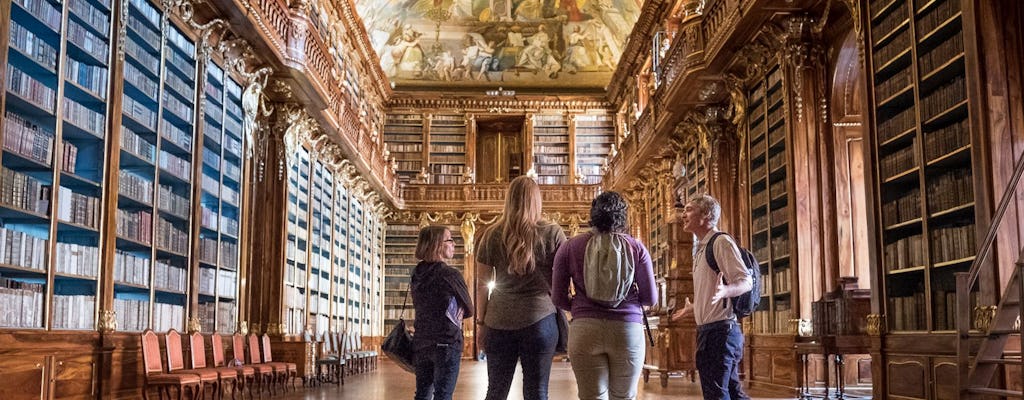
[
  {"xmin": 964, "ymin": 254, "xmax": 1024, "ymax": 398},
  {"xmin": 956, "ymin": 148, "xmax": 1024, "ymax": 399}
]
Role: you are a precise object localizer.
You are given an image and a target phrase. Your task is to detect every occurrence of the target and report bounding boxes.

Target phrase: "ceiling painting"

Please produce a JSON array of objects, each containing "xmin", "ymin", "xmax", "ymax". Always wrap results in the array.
[{"xmin": 352, "ymin": 0, "xmax": 641, "ymax": 90}]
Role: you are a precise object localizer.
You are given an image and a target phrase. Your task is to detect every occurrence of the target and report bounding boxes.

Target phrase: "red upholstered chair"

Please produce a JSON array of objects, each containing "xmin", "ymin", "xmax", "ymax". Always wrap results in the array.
[
  {"xmin": 188, "ymin": 332, "xmax": 240, "ymax": 400},
  {"xmin": 140, "ymin": 329, "xmax": 202, "ymax": 400},
  {"xmin": 238, "ymin": 333, "xmax": 276, "ymax": 395},
  {"xmin": 262, "ymin": 333, "xmax": 299, "ymax": 390},
  {"xmin": 166, "ymin": 330, "xmax": 219, "ymax": 399},
  {"xmin": 211, "ymin": 333, "xmax": 255, "ymax": 399}
]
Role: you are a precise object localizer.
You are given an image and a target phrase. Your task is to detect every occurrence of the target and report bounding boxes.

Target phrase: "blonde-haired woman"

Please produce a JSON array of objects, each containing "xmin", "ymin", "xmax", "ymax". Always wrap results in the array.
[
  {"xmin": 475, "ymin": 176, "xmax": 566, "ymax": 400},
  {"xmin": 412, "ymin": 225, "xmax": 474, "ymax": 400}
]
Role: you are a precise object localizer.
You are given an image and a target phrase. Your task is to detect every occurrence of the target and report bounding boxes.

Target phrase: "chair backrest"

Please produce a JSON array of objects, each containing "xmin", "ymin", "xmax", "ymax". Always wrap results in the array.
[
  {"xmin": 320, "ymin": 332, "xmax": 332, "ymax": 356},
  {"xmin": 189, "ymin": 332, "xmax": 208, "ymax": 369},
  {"xmin": 247, "ymin": 334, "xmax": 263, "ymax": 365},
  {"xmin": 261, "ymin": 334, "xmax": 274, "ymax": 362},
  {"xmin": 165, "ymin": 330, "xmax": 187, "ymax": 372},
  {"xmin": 141, "ymin": 330, "xmax": 165, "ymax": 375},
  {"xmin": 355, "ymin": 333, "xmax": 363, "ymax": 350},
  {"xmin": 232, "ymin": 334, "xmax": 247, "ymax": 364},
  {"xmin": 347, "ymin": 332, "xmax": 356, "ymax": 353},
  {"xmin": 210, "ymin": 333, "xmax": 227, "ymax": 367}
]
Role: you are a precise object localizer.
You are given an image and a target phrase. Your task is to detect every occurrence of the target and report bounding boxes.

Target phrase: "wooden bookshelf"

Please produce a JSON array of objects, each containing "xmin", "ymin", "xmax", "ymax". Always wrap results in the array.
[
  {"xmin": 532, "ymin": 114, "xmax": 570, "ymax": 185},
  {"xmin": 746, "ymin": 64, "xmax": 793, "ymax": 336},
  {"xmin": 383, "ymin": 113, "xmax": 424, "ymax": 184},
  {"xmin": 866, "ymin": 0, "xmax": 978, "ymax": 332},
  {"xmin": 573, "ymin": 114, "xmax": 614, "ymax": 185},
  {"xmin": 428, "ymin": 114, "xmax": 467, "ymax": 185}
]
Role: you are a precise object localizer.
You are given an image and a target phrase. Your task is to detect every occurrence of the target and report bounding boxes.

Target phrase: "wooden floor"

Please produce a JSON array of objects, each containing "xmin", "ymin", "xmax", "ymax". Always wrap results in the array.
[{"xmin": 273, "ymin": 360, "xmax": 800, "ymax": 399}]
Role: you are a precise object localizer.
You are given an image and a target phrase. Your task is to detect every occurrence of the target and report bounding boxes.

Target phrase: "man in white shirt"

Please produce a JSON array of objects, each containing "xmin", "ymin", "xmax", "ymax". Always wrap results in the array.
[{"xmin": 673, "ymin": 194, "xmax": 752, "ymax": 400}]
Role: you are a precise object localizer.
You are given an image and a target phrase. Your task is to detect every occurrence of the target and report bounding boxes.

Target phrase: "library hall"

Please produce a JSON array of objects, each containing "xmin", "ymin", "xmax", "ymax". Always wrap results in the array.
[{"xmin": 1, "ymin": 0, "xmax": 1023, "ymax": 398}]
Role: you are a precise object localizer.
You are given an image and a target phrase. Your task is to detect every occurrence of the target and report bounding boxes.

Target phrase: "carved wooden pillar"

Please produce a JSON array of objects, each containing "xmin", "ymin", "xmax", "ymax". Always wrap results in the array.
[
  {"xmin": 783, "ymin": 15, "xmax": 835, "ymax": 315},
  {"xmin": 701, "ymin": 107, "xmax": 742, "ymax": 236}
]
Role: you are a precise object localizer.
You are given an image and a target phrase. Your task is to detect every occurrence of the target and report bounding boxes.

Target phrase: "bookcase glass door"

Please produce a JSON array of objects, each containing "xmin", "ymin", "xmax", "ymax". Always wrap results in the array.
[
  {"xmin": 868, "ymin": 0, "xmax": 977, "ymax": 332},
  {"xmin": 2, "ymin": 0, "xmax": 114, "ymax": 331},
  {"xmin": 573, "ymin": 114, "xmax": 614, "ymax": 185},
  {"xmin": 532, "ymin": 114, "xmax": 570, "ymax": 185},
  {"xmin": 331, "ymin": 183, "xmax": 349, "ymax": 333},
  {"xmin": 429, "ymin": 114, "xmax": 467, "ymax": 184},
  {"xmin": 746, "ymin": 63, "xmax": 792, "ymax": 335},
  {"xmin": 383, "ymin": 223, "xmax": 416, "ymax": 334},
  {"xmin": 383, "ymin": 113, "xmax": 424, "ymax": 184},
  {"xmin": 285, "ymin": 147, "xmax": 310, "ymax": 335}
]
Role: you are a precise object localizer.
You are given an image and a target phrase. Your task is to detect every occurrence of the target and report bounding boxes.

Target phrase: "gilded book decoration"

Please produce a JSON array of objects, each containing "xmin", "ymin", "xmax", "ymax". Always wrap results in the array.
[{"xmin": 352, "ymin": 0, "xmax": 641, "ymax": 89}]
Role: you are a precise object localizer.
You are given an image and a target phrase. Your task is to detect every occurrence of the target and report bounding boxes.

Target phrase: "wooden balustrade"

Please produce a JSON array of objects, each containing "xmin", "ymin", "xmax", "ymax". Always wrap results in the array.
[{"xmin": 399, "ymin": 183, "xmax": 601, "ymax": 210}]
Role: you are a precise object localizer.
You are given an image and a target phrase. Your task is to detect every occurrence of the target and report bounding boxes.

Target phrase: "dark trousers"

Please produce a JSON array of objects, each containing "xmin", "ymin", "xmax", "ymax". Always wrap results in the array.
[
  {"xmin": 695, "ymin": 319, "xmax": 749, "ymax": 400},
  {"xmin": 414, "ymin": 342, "xmax": 463, "ymax": 400},
  {"xmin": 484, "ymin": 313, "xmax": 558, "ymax": 400}
]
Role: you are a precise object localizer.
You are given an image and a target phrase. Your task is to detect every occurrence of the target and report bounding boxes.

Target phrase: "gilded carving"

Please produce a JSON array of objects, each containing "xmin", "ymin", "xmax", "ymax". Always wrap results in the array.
[
  {"xmin": 238, "ymin": 321, "xmax": 249, "ymax": 335},
  {"xmin": 461, "ymin": 212, "xmax": 478, "ymax": 255},
  {"xmin": 117, "ymin": 0, "xmax": 128, "ymax": 62},
  {"xmin": 187, "ymin": 317, "xmax": 202, "ymax": 334},
  {"xmin": 866, "ymin": 314, "xmax": 883, "ymax": 336},
  {"xmin": 98, "ymin": 309, "xmax": 117, "ymax": 333},
  {"xmin": 974, "ymin": 305, "xmax": 997, "ymax": 333}
]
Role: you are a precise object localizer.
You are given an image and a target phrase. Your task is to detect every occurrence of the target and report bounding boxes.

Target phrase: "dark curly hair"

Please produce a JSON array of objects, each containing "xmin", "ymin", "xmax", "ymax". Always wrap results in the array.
[{"xmin": 590, "ymin": 191, "xmax": 628, "ymax": 233}]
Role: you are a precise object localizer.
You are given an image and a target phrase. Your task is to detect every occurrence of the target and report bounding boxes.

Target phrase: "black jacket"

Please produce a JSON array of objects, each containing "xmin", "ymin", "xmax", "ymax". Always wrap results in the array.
[{"xmin": 410, "ymin": 261, "xmax": 474, "ymax": 349}]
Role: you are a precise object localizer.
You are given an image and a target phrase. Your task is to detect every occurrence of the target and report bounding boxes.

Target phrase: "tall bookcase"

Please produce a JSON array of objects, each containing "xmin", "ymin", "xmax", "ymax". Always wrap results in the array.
[
  {"xmin": 746, "ymin": 64, "xmax": 792, "ymax": 335},
  {"xmin": 573, "ymin": 114, "xmax": 614, "ymax": 185},
  {"xmin": 383, "ymin": 223, "xmax": 416, "ymax": 334},
  {"xmin": 330, "ymin": 181, "xmax": 349, "ymax": 333},
  {"xmin": 532, "ymin": 114, "xmax": 570, "ymax": 185},
  {"xmin": 867, "ymin": 0, "xmax": 977, "ymax": 332},
  {"xmin": 307, "ymin": 161, "xmax": 332, "ymax": 333},
  {"xmin": 1, "ymin": 0, "xmax": 112, "ymax": 331},
  {"xmin": 195, "ymin": 60, "xmax": 244, "ymax": 333},
  {"xmin": 383, "ymin": 113, "xmax": 423, "ymax": 184},
  {"xmin": 428, "ymin": 114, "xmax": 467, "ymax": 184},
  {"xmin": 284, "ymin": 148, "xmax": 310, "ymax": 334}
]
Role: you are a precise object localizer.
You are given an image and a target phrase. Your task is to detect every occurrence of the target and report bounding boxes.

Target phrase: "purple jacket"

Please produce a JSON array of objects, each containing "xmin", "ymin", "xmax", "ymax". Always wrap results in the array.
[{"xmin": 551, "ymin": 232, "xmax": 658, "ymax": 323}]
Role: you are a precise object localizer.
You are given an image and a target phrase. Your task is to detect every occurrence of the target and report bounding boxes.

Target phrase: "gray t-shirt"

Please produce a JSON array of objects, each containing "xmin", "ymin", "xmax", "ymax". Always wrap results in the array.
[{"xmin": 476, "ymin": 221, "xmax": 566, "ymax": 330}]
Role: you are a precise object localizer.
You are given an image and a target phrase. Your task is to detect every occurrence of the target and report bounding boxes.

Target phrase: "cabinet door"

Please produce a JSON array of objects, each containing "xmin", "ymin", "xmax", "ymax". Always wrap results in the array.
[
  {"xmin": 0, "ymin": 356, "xmax": 48, "ymax": 400},
  {"xmin": 51, "ymin": 354, "xmax": 97, "ymax": 399}
]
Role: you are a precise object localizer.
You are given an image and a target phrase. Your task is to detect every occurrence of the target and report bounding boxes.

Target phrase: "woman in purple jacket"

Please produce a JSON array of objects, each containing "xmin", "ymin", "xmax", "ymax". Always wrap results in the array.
[{"xmin": 552, "ymin": 191, "xmax": 658, "ymax": 400}]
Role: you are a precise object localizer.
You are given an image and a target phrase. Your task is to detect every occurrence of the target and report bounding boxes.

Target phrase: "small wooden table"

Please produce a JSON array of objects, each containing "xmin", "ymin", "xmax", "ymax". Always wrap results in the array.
[{"xmin": 795, "ymin": 335, "xmax": 870, "ymax": 400}]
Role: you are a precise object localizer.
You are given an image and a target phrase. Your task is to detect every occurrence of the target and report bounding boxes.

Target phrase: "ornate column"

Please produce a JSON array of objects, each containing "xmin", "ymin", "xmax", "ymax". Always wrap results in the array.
[{"xmin": 783, "ymin": 14, "xmax": 835, "ymax": 311}]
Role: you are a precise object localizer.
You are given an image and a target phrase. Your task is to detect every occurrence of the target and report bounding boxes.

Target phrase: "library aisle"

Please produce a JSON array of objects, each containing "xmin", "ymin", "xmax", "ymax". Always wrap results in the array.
[{"xmin": 274, "ymin": 360, "xmax": 799, "ymax": 400}]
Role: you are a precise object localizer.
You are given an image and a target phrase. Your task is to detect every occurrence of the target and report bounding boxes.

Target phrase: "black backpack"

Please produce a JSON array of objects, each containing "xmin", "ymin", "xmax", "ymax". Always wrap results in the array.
[{"xmin": 705, "ymin": 232, "xmax": 761, "ymax": 318}]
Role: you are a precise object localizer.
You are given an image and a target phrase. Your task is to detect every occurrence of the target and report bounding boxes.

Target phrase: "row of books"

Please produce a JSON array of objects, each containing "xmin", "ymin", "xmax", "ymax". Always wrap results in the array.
[
  {"xmin": 0, "ymin": 277, "xmax": 44, "ymax": 328},
  {"xmin": 63, "ymin": 97, "xmax": 106, "ymax": 137},
  {"xmin": 220, "ymin": 241, "xmax": 238, "ymax": 270},
  {"xmin": 924, "ymin": 120, "xmax": 969, "ymax": 161},
  {"xmin": 116, "ymin": 209, "xmax": 152, "ymax": 244},
  {"xmin": 114, "ymin": 298, "xmax": 149, "ymax": 332},
  {"xmin": 878, "ymin": 106, "xmax": 916, "ymax": 142},
  {"xmin": 195, "ymin": 301, "xmax": 237, "ymax": 333},
  {"xmin": 916, "ymin": 0, "xmax": 960, "ymax": 37},
  {"xmin": 921, "ymin": 77, "xmax": 966, "ymax": 120},
  {"xmin": 880, "ymin": 136, "xmax": 917, "ymax": 178},
  {"xmin": 52, "ymin": 295, "xmax": 96, "ymax": 330},
  {"xmin": 884, "ymin": 233, "xmax": 924, "ymax": 271},
  {"xmin": 919, "ymin": 32, "xmax": 963, "ymax": 77},
  {"xmin": 198, "ymin": 268, "xmax": 236, "ymax": 298},
  {"xmin": 67, "ymin": 21, "xmax": 110, "ymax": 62},
  {"xmin": 119, "ymin": 170, "xmax": 154, "ymax": 205},
  {"xmin": 7, "ymin": 67, "xmax": 56, "ymax": 112},
  {"xmin": 0, "ymin": 227, "xmax": 48, "ymax": 270},
  {"xmin": 12, "ymin": 0, "xmax": 62, "ymax": 32},
  {"xmin": 158, "ymin": 185, "xmax": 190, "ymax": 218},
  {"xmin": 930, "ymin": 289, "xmax": 978, "ymax": 331},
  {"xmin": 9, "ymin": 21, "xmax": 59, "ymax": 70},
  {"xmin": 749, "ymin": 308, "xmax": 793, "ymax": 334},
  {"xmin": 125, "ymin": 38, "xmax": 160, "ymax": 77},
  {"xmin": 882, "ymin": 189, "xmax": 921, "ymax": 227},
  {"xmin": 0, "ymin": 166, "xmax": 50, "ymax": 214},
  {"xmin": 129, "ymin": 0, "xmax": 161, "ymax": 28},
  {"xmin": 122, "ymin": 92, "xmax": 158, "ymax": 130},
  {"xmin": 926, "ymin": 169, "xmax": 973, "ymax": 212},
  {"xmin": 771, "ymin": 268, "xmax": 792, "ymax": 294},
  {"xmin": 114, "ymin": 250, "xmax": 151, "ymax": 286},
  {"xmin": 874, "ymin": 30, "xmax": 911, "ymax": 71},
  {"xmin": 930, "ymin": 224, "xmax": 976, "ymax": 264},
  {"xmin": 55, "ymin": 242, "xmax": 99, "ymax": 278},
  {"xmin": 68, "ymin": 0, "xmax": 110, "ymax": 33},
  {"xmin": 156, "ymin": 218, "xmax": 189, "ymax": 255},
  {"xmin": 872, "ymin": 2, "xmax": 908, "ymax": 45},
  {"xmin": 153, "ymin": 302, "xmax": 185, "ymax": 332},
  {"xmin": 4, "ymin": 111, "xmax": 54, "ymax": 166},
  {"xmin": 160, "ymin": 120, "xmax": 193, "ymax": 152},
  {"xmin": 876, "ymin": 66, "xmax": 913, "ymax": 102},
  {"xmin": 57, "ymin": 186, "xmax": 100, "ymax": 229},
  {"xmin": 59, "ymin": 140, "xmax": 80, "ymax": 175},
  {"xmin": 154, "ymin": 260, "xmax": 188, "ymax": 292}
]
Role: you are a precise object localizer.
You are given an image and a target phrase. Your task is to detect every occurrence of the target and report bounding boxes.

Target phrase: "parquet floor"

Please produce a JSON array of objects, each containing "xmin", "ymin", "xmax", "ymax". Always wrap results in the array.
[{"xmin": 270, "ymin": 359, "xmax": 804, "ymax": 399}]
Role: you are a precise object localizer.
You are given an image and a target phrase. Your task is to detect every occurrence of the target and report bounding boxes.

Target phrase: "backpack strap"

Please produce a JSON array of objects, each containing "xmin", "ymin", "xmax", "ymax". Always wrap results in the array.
[{"xmin": 704, "ymin": 232, "xmax": 728, "ymax": 276}]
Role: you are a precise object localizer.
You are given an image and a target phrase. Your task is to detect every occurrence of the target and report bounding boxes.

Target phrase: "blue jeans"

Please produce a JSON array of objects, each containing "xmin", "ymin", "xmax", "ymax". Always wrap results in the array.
[
  {"xmin": 414, "ymin": 342, "xmax": 463, "ymax": 400},
  {"xmin": 485, "ymin": 313, "xmax": 558, "ymax": 400},
  {"xmin": 696, "ymin": 319, "xmax": 749, "ymax": 400}
]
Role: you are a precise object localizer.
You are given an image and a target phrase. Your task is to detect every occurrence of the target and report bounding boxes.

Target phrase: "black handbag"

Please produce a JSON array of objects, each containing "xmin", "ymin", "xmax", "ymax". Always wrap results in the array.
[{"xmin": 382, "ymin": 290, "xmax": 416, "ymax": 373}]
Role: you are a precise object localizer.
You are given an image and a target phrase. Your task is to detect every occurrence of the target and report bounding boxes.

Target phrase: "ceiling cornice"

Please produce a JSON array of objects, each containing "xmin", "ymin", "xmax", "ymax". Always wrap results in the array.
[
  {"xmin": 387, "ymin": 95, "xmax": 613, "ymax": 112},
  {"xmin": 607, "ymin": 0, "xmax": 672, "ymax": 107},
  {"xmin": 338, "ymin": 0, "xmax": 392, "ymax": 101}
]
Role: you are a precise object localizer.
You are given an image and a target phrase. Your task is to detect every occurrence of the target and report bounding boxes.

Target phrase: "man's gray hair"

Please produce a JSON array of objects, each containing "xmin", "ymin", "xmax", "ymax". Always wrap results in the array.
[{"xmin": 690, "ymin": 194, "xmax": 721, "ymax": 227}]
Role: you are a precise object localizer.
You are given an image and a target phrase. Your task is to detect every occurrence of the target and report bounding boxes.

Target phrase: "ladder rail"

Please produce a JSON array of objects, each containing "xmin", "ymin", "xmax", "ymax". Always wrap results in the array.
[{"xmin": 956, "ymin": 150, "xmax": 1024, "ymax": 399}]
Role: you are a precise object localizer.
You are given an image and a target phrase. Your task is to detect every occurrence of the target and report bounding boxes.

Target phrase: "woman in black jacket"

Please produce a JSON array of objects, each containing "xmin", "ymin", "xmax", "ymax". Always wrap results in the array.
[{"xmin": 411, "ymin": 225, "xmax": 474, "ymax": 400}]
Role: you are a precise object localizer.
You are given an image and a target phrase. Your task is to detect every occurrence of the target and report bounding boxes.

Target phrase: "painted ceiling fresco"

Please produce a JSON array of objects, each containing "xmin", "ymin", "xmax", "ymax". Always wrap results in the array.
[{"xmin": 352, "ymin": 0, "xmax": 642, "ymax": 90}]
